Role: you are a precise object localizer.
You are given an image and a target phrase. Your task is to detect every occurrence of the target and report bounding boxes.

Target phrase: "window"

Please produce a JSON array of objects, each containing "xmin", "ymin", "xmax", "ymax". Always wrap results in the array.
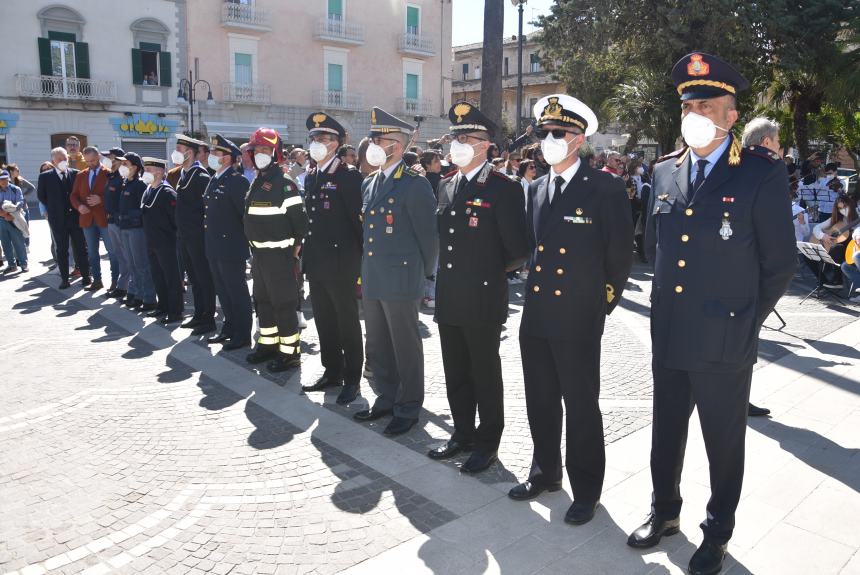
[
  {"xmin": 461, "ymin": 63, "xmax": 469, "ymax": 81},
  {"xmin": 530, "ymin": 53, "xmax": 541, "ymax": 73},
  {"xmin": 51, "ymin": 38, "xmax": 76, "ymax": 78},
  {"xmin": 406, "ymin": 5, "xmax": 420, "ymax": 35},
  {"xmin": 51, "ymin": 133, "xmax": 88, "ymax": 150},
  {"xmin": 121, "ymin": 140, "xmax": 168, "ymax": 160},
  {"xmin": 0, "ymin": 137, "xmax": 7, "ymax": 167},
  {"xmin": 328, "ymin": 0, "xmax": 343, "ymax": 20},
  {"xmin": 504, "ymin": 56, "xmax": 509, "ymax": 77},
  {"xmin": 528, "ymin": 97, "xmax": 538, "ymax": 119},
  {"xmin": 474, "ymin": 66, "xmax": 481, "ymax": 80},
  {"xmin": 405, "ymin": 73, "xmax": 418, "ymax": 100},
  {"xmin": 38, "ymin": 32, "xmax": 89, "ymax": 79},
  {"xmin": 235, "ymin": 53, "xmax": 252, "ymax": 85},
  {"xmin": 131, "ymin": 44, "xmax": 171, "ymax": 87},
  {"xmin": 328, "ymin": 63, "xmax": 343, "ymax": 92}
]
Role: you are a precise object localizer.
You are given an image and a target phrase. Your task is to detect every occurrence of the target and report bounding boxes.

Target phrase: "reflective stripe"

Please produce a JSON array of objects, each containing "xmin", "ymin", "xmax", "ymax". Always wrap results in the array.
[
  {"xmin": 250, "ymin": 238, "xmax": 296, "ymax": 249},
  {"xmin": 280, "ymin": 333, "xmax": 300, "ymax": 344},
  {"xmin": 257, "ymin": 335, "xmax": 278, "ymax": 345},
  {"xmin": 279, "ymin": 345, "xmax": 297, "ymax": 354},
  {"xmin": 259, "ymin": 326, "xmax": 278, "ymax": 335},
  {"xmin": 247, "ymin": 195, "xmax": 303, "ymax": 215}
]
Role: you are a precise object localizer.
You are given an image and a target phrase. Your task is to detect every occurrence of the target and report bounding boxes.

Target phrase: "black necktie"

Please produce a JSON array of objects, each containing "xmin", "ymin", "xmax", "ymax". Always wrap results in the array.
[
  {"xmin": 693, "ymin": 159, "xmax": 709, "ymax": 192},
  {"xmin": 373, "ymin": 172, "xmax": 385, "ymax": 200},
  {"xmin": 550, "ymin": 175, "xmax": 565, "ymax": 208},
  {"xmin": 453, "ymin": 175, "xmax": 468, "ymax": 201}
]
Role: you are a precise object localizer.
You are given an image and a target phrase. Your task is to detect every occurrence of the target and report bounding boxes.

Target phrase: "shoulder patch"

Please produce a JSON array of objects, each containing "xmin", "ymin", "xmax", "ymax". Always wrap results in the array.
[
  {"xmin": 489, "ymin": 170, "xmax": 514, "ymax": 182},
  {"xmin": 405, "ymin": 167, "xmax": 420, "ymax": 177},
  {"xmin": 656, "ymin": 147, "xmax": 688, "ymax": 165},
  {"xmin": 742, "ymin": 144, "xmax": 780, "ymax": 163}
]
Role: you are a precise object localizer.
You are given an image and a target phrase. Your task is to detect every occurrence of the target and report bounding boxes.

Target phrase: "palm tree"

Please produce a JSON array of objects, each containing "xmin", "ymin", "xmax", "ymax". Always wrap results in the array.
[
  {"xmin": 480, "ymin": 0, "xmax": 504, "ymax": 145},
  {"xmin": 604, "ymin": 68, "xmax": 680, "ymax": 155}
]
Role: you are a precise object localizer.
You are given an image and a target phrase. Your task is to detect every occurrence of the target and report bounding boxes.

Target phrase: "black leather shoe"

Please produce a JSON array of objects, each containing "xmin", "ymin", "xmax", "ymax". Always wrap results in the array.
[
  {"xmin": 207, "ymin": 333, "xmax": 231, "ymax": 344},
  {"xmin": 508, "ymin": 480, "xmax": 563, "ymax": 501},
  {"xmin": 427, "ymin": 439, "xmax": 473, "ymax": 460},
  {"xmin": 336, "ymin": 384, "xmax": 360, "ymax": 405},
  {"xmin": 81, "ymin": 276, "xmax": 92, "ymax": 287},
  {"xmin": 222, "ymin": 339, "xmax": 251, "ymax": 351},
  {"xmin": 564, "ymin": 500, "xmax": 599, "ymax": 525},
  {"xmin": 160, "ymin": 315, "xmax": 183, "ymax": 325},
  {"xmin": 122, "ymin": 296, "xmax": 136, "ymax": 307},
  {"xmin": 109, "ymin": 289, "xmax": 127, "ymax": 300},
  {"xmin": 627, "ymin": 513, "xmax": 681, "ymax": 548},
  {"xmin": 246, "ymin": 346, "xmax": 277, "ymax": 364},
  {"xmin": 85, "ymin": 279, "xmax": 103, "ymax": 292},
  {"xmin": 267, "ymin": 355, "xmax": 301, "ymax": 372},
  {"xmin": 688, "ymin": 540, "xmax": 727, "ymax": 575},
  {"xmin": 302, "ymin": 376, "xmax": 342, "ymax": 392},
  {"xmin": 128, "ymin": 299, "xmax": 143, "ymax": 310},
  {"xmin": 58, "ymin": 280, "xmax": 71, "ymax": 290},
  {"xmin": 353, "ymin": 407, "xmax": 393, "ymax": 422},
  {"xmin": 146, "ymin": 308, "xmax": 167, "ymax": 318},
  {"xmin": 383, "ymin": 416, "xmax": 418, "ymax": 436},
  {"xmin": 191, "ymin": 323, "xmax": 217, "ymax": 336},
  {"xmin": 460, "ymin": 451, "xmax": 497, "ymax": 474},
  {"xmin": 747, "ymin": 403, "xmax": 771, "ymax": 417},
  {"xmin": 139, "ymin": 303, "xmax": 158, "ymax": 312},
  {"xmin": 181, "ymin": 318, "xmax": 202, "ymax": 329}
]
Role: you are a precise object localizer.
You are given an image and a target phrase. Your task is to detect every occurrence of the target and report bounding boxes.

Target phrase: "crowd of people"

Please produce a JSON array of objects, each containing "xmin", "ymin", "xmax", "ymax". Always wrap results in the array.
[{"xmin": 0, "ymin": 49, "xmax": 858, "ymax": 575}]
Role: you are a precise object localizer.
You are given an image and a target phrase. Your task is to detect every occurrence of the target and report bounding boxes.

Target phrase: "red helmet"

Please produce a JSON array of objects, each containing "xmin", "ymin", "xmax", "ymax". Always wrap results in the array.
[{"xmin": 248, "ymin": 127, "xmax": 283, "ymax": 163}]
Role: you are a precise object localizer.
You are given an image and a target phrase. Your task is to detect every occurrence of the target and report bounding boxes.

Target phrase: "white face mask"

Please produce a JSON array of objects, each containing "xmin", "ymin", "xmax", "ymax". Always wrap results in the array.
[
  {"xmin": 309, "ymin": 141, "xmax": 330, "ymax": 163},
  {"xmin": 449, "ymin": 140, "xmax": 478, "ymax": 168},
  {"xmin": 365, "ymin": 142, "xmax": 391, "ymax": 167},
  {"xmin": 540, "ymin": 133, "xmax": 575, "ymax": 166},
  {"xmin": 681, "ymin": 112, "xmax": 729, "ymax": 149},
  {"xmin": 171, "ymin": 150, "xmax": 187, "ymax": 165},
  {"xmin": 208, "ymin": 154, "xmax": 224, "ymax": 171},
  {"xmin": 254, "ymin": 153, "xmax": 273, "ymax": 170},
  {"xmin": 99, "ymin": 156, "xmax": 112, "ymax": 170},
  {"xmin": 56, "ymin": 160, "xmax": 69, "ymax": 172},
  {"xmin": 141, "ymin": 172, "xmax": 155, "ymax": 185},
  {"xmin": 636, "ymin": 166, "xmax": 645, "ymax": 176},
  {"xmin": 839, "ymin": 208, "xmax": 850, "ymax": 217},
  {"xmin": 118, "ymin": 165, "xmax": 130, "ymax": 179}
]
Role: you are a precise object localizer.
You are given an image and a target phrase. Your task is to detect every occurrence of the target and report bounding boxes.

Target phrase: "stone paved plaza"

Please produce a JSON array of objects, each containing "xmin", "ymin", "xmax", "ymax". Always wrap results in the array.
[{"xmin": 2, "ymin": 221, "xmax": 859, "ymax": 575}]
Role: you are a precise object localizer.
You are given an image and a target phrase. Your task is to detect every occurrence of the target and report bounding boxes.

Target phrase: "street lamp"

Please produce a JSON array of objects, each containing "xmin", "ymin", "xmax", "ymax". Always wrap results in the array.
[
  {"xmin": 176, "ymin": 69, "xmax": 214, "ymax": 136},
  {"xmin": 510, "ymin": 0, "xmax": 527, "ymax": 136}
]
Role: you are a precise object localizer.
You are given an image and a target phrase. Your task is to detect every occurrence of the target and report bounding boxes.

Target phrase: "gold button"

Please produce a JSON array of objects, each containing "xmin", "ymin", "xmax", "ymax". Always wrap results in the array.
[
  {"xmin": 678, "ymin": 260, "xmax": 686, "ymax": 268},
  {"xmin": 685, "ymin": 208, "xmax": 693, "ymax": 216},
  {"xmin": 368, "ymin": 251, "xmax": 373, "ymax": 256},
  {"xmin": 724, "ymin": 212, "xmax": 730, "ymax": 218},
  {"xmin": 556, "ymin": 268, "xmax": 563, "ymax": 275},
  {"xmin": 533, "ymin": 285, "xmax": 540, "ymax": 293},
  {"xmin": 675, "ymin": 285, "xmax": 683, "ymax": 294},
  {"xmin": 369, "ymin": 224, "xmax": 374, "ymax": 229},
  {"xmin": 730, "ymin": 312, "xmax": 736, "ymax": 317},
  {"xmin": 537, "ymin": 245, "xmax": 544, "ymax": 252},
  {"xmin": 368, "ymin": 238, "xmax": 373, "ymax": 243},
  {"xmin": 370, "ymin": 210, "xmax": 376, "ymax": 215},
  {"xmin": 534, "ymin": 265, "xmax": 542, "ymax": 272},
  {"xmin": 681, "ymin": 234, "xmax": 689, "ymax": 242},
  {"xmin": 559, "ymin": 247, "xmax": 567, "ymax": 254},
  {"xmin": 554, "ymin": 289, "xmax": 561, "ymax": 296}
]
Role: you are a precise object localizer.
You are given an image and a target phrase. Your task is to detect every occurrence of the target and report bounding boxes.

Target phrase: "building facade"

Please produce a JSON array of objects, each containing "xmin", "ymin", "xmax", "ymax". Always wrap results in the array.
[
  {"xmin": 1, "ymin": 0, "xmax": 185, "ymax": 179},
  {"xmin": 187, "ymin": 0, "xmax": 453, "ymax": 146}
]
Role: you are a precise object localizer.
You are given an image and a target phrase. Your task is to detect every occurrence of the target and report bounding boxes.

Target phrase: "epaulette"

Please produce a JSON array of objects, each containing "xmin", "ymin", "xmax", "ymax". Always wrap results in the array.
[
  {"xmin": 404, "ymin": 167, "xmax": 420, "ymax": 177},
  {"xmin": 727, "ymin": 135, "xmax": 741, "ymax": 166},
  {"xmin": 742, "ymin": 144, "xmax": 780, "ymax": 163},
  {"xmin": 489, "ymin": 169, "xmax": 514, "ymax": 181},
  {"xmin": 656, "ymin": 147, "xmax": 689, "ymax": 166}
]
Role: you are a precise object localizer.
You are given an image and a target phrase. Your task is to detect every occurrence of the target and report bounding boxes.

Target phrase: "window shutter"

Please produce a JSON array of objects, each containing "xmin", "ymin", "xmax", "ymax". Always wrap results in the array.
[
  {"xmin": 140, "ymin": 42, "xmax": 161, "ymax": 52},
  {"xmin": 159, "ymin": 51, "xmax": 172, "ymax": 86},
  {"xmin": 131, "ymin": 48, "xmax": 143, "ymax": 85},
  {"xmin": 406, "ymin": 73, "xmax": 418, "ymax": 99},
  {"xmin": 74, "ymin": 42, "xmax": 90, "ymax": 78},
  {"xmin": 48, "ymin": 31, "xmax": 76, "ymax": 42},
  {"xmin": 406, "ymin": 6, "xmax": 419, "ymax": 30},
  {"xmin": 328, "ymin": 0, "xmax": 343, "ymax": 18},
  {"xmin": 38, "ymin": 38, "xmax": 53, "ymax": 76}
]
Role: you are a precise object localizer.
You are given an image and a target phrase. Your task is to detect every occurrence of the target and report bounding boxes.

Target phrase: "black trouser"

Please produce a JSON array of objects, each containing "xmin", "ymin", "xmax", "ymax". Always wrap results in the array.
[
  {"xmin": 520, "ymin": 333, "xmax": 604, "ymax": 504},
  {"xmin": 180, "ymin": 233, "xmax": 216, "ymax": 323},
  {"xmin": 209, "ymin": 256, "xmax": 252, "ymax": 342},
  {"xmin": 251, "ymin": 249, "xmax": 299, "ymax": 357},
  {"xmin": 148, "ymin": 241, "xmax": 183, "ymax": 316},
  {"xmin": 310, "ymin": 279, "xmax": 363, "ymax": 385},
  {"xmin": 51, "ymin": 220, "xmax": 89, "ymax": 281},
  {"xmin": 439, "ymin": 323, "xmax": 504, "ymax": 453},
  {"xmin": 650, "ymin": 360, "xmax": 753, "ymax": 545}
]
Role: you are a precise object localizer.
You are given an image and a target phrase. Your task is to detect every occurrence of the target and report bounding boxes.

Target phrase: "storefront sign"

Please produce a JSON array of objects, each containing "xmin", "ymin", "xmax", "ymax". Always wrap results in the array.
[
  {"xmin": 110, "ymin": 113, "xmax": 178, "ymax": 138},
  {"xmin": 0, "ymin": 113, "xmax": 20, "ymax": 135}
]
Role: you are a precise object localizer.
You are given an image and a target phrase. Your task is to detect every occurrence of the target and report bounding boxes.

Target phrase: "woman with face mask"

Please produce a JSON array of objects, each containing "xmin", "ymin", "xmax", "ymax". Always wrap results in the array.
[
  {"xmin": 811, "ymin": 193, "xmax": 860, "ymax": 288},
  {"xmin": 115, "ymin": 152, "xmax": 157, "ymax": 312}
]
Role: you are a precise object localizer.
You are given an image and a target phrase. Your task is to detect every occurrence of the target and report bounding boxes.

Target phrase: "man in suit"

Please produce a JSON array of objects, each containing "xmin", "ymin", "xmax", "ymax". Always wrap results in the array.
[
  {"xmin": 37, "ymin": 146, "xmax": 91, "ymax": 289},
  {"xmin": 353, "ymin": 107, "xmax": 438, "ymax": 436},
  {"xmin": 71, "ymin": 146, "xmax": 114, "ymax": 292},
  {"xmin": 299, "ymin": 113, "xmax": 365, "ymax": 404},
  {"xmin": 508, "ymin": 95, "xmax": 633, "ymax": 527},
  {"xmin": 203, "ymin": 135, "xmax": 252, "ymax": 350},
  {"xmin": 429, "ymin": 102, "xmax": 529, "ymax": 473},
  {"xmin": 627, "ymin": 53, "xmax": 796, "ymax": 575}
]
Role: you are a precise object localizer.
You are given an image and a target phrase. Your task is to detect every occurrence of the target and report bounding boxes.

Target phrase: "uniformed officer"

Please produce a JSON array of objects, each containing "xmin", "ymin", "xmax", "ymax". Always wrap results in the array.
[
  {"xmin": 203, "ymin": 134, "xmax": 253, "ymax": 350},
  {"xmin": 298, "ymin": 112, "xmax": 365, "ymax": 404},
  {"xmin": 171, "ymin": 134, "xmax": 216, "ymax": 335},
  {"xmin": 244, "ymin": 127, "xmax": 309, "ymax": 372},
  {"xmin": 140, "ymin": 157, "xmax": 183, "ymax": 324},
  {"xmin": 627, "ymin": 53, "xmax": 796, "ymax": 575},
  {"xmin": 353, "ymin": 108, "xmax": 438, "ymax": 436},
  {"xmin": 509, "ymin": 95, "xmax": 633, "ymax": 527},
  {"xmin": 428, "ymin": 102, "xmax": 529, "ymax": 473}
]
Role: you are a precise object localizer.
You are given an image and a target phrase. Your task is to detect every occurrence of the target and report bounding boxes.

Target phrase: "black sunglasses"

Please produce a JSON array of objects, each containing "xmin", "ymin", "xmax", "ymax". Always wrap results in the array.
[{"xmin": 535, "ymin": 128, "xmax": 581, "ymax": 139}]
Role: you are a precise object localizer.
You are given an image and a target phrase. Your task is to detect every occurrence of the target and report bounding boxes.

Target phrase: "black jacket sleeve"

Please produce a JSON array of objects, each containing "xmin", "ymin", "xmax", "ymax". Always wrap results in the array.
[
  {"xmin": 37, "ymin": 172, "xmax": 47, "ymax": 205},
  {"xmin": 602, "ymin": 175, "xmax": 634, "ymax": 314},
  {"xmin": 495, "ymin": 177, "xmax": 530, "ymax": 271},
  {"xmin": 343, "ymin": 169, "xmax": 365, "ymax": 246}
]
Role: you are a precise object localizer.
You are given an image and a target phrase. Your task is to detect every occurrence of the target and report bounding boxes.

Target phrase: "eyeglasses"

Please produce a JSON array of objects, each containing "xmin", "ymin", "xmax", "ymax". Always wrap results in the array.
[
  {"xmin": 309, "ymin": 135, "xmax": 335, "ymax": 144},
  {"xmin": 535, "ymin": 128, "xmax": 581, "ymax": 140},
  {"xmin": 371, "ymin": 136, "xmax": 399, "ymax": 145},
  {"xmin": 452, "ymin": 134, "xmax": 489, "ymax": 144},
  {"xmin": 527, "ymin": 165, "xmax": 537, "ymax": 171}
]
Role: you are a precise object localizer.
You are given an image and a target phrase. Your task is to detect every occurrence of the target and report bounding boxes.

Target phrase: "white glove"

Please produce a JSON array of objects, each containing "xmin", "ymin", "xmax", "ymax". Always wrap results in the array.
[{"xmin": 2, "ymin": 200, "xmax": 17, "ymax": 213}]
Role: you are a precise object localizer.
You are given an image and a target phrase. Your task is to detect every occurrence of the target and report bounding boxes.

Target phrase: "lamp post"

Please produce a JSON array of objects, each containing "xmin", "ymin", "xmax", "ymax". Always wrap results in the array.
[
  {"xmin": 176, "ymin": 69, "xmax": 214, "ymax": 137},
  {"xmin": 511, "ymin": 0, "xmax": 527, "ymax": 136}
]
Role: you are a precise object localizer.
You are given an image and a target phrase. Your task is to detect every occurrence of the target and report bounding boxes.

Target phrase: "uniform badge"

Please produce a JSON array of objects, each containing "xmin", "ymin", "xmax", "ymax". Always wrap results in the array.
[
  {"xmin": 575, "ymin": 208, "xmax": 583, "ymax": 215},
  {"xmin": 323, "ymin": 201, "xmax": 330, "ymax": 209},
  {"xmin": 262, "ymin": 182, "xmax": 272, "ymax": 191},
  {"xmin": 386, "ymin": 214, "xmax": 394, "ymax": 225},
  {"xmin": 687, "ymin": 54, "xmax": 710, "ymax": 76},
  {"xmin": 658, "ymin": 194, "xmax": 669, "ymax": 201},
  {"xmin": 720, "ymin": 215, "xmax": 733, "ymax": 240},
  {"xmin": 388, "ymin": 197, "xmax": 394, "ymax": 204},
  {"xmin": 386, "ymin": 226, "xmax": 393, "ymax": 234},
  {"xmin": 469, "ymin": 216, "xmax": 479, "ymax": 228},
  {"xmin": 722, "ymin": 197, "xmax": 735, "ymax": 203},
  {"xmin": 465, "ymin": 207, "xmax": 472, "ymax": 215}
]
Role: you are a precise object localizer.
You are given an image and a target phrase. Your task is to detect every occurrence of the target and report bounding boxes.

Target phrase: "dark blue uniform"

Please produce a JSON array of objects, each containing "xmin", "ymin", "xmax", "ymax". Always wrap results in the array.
[
  {"xmin": 142, "ymin": 181, "xmax": 183, "ymax": 319},
  {"xmin": 204, "ymin": 166, "xmax": 252, "ymax": 343},
  {"xmin": 176, "ymin": 162, "xmax": 216, "ymax": 327}
]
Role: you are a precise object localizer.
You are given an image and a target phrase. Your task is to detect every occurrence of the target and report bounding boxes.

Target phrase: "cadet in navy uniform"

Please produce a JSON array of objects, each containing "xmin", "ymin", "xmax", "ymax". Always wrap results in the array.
[
  {"xmin": 353, "ymin": 108, "xmax": 438, "ymax": 436},
  {"xmin": 171, "ymin": 134, "xmax": 216, "ymax": 335},
  {"xmin": 428, "ymin": 102, "xmax": 529, "ymax": 473},
  {"xmin": 509, "ymin": 95, "xmax": 633, "ymax": 527},
  {"xmin": 140, "ymin": 158, "xmax": 184, "ymax": 324},
  {"xmin": 244, "ymin": 128, "xmax": 309, "ymax": 373},
  {"xmin": 203, "ymin": 135, "xmax": 253, "ymax": 350},
  {"xmin": 627, "ymin": 54, "xmax": 796, "ymax": 575},
  {"xmin": 298, "ymin": 113, "xmax": 365, "ymax": 404}
]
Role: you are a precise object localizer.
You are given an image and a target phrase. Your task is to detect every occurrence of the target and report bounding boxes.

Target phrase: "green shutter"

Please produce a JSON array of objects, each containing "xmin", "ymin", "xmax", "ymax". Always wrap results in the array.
[
  {"xmin": 140, "ymin": 42, "xmax": 161, "ymax": 52},
  {"xmin": 48, "ymin": 31, "xmax": 76, "ymax": 42},
  {"xmin": 327, "ymin": 64, "xmax": 343, "ymax": 92},
  {"xmin": 406, "ymin": 73, "xmax": 418, "ymax": 99},
  {"xmin": 74, "ymin": 42, "xmax": 89, "ymax": 78},
  {"xmin": 406, "ymin": 6, "xmax": 419, "ymax": 30},
  {"xmin": 38, "ymin": 38, "xmax": 53, "ymax": 76},
  {"xmin": 131, "ymin": 48, "xmax": 143, "ymax": 85},
  {"xmin": 159, "ymin": 51, "xmax": 172, "ymax": 86},
  {"xmin": 328, "ymin": 0, "xmax": 342, "ymax": 17}
]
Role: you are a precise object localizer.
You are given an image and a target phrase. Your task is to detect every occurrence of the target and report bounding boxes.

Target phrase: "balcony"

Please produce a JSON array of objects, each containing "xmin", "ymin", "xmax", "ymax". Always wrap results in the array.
[
  {"xmin": 221, "ymin": 2, "xmax": 271, "ymax": 31},
  {"xmin": 15, "ymin": 74, "xmax": 117, "ymax": 103},
  {"xmin": 316, "ymin": 90, "xmax": 362, "ymax": 112},
  {"xmin": 397, "ymin": 97, "xmax": 434, "ymax": 116},
  {"xmin": 313, "ymin": 17, "xmax": 365, "ymax": 45},
  {"xmin": 398, "ymin": 33, "xmax": 436, "ymax": 57},
  {"xmin": 222, "ymin": 82, "xmax": 271, "ymax": 105}
]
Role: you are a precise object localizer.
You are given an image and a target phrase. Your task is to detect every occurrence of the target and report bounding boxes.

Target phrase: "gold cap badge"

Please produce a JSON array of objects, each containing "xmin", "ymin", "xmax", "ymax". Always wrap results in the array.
[
  {"xmin": 312, "ymin": 113, "xmax": 327, "ymax": 128},
  {"xmin": 453, "ymin": 102, "xmax": 471, "ymax": 123}
]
